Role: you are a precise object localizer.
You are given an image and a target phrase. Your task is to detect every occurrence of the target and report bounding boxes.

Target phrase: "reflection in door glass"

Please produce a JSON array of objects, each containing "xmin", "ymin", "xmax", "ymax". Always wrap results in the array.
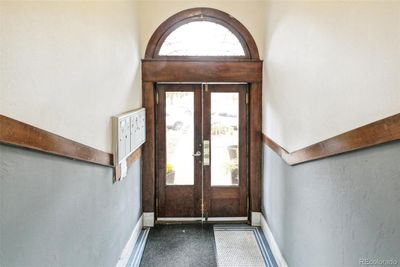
[
  {"xmin": 166, "ymin": 92, "xmax": 194, "ymax": 185},
  {"xmin": 211, "ymin": 93, "xmax": 239, "ymax": 186}
]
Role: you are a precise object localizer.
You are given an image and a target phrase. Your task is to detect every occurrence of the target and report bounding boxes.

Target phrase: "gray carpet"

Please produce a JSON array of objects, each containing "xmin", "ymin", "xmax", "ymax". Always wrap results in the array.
[{"xmin": 139, "ymin": 224, "xmax": 217, "ymax": 267}]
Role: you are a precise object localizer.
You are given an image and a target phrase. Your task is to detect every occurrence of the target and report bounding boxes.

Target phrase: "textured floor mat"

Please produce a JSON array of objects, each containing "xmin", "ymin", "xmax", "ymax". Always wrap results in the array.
[{"xmin": 214, "ymin": 225, "xmax": 277, "ymax": 267}]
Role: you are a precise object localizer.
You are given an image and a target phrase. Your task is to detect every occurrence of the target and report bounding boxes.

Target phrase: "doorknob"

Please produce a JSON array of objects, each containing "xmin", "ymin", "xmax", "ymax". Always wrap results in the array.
[{"xmin": 192, "ymin": 151, "xmax": 202, "ymax": 157}]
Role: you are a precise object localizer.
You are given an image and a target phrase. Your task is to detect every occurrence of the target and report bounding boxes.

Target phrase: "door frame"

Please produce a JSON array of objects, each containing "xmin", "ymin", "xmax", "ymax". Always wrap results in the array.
[
  {"xmin": 141, "ymin": 8, "xmax": 262, "ymax": 224},
  {"xmin": 155, "ymin": 83, "xmax": 249, "ymax": 219}
]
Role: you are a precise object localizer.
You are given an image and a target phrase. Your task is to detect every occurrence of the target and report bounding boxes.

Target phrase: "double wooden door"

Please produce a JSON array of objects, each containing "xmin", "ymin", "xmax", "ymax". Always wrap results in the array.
[{"xmin": 156, "ymin": 83, "xmax": 248, "ymax": 219}]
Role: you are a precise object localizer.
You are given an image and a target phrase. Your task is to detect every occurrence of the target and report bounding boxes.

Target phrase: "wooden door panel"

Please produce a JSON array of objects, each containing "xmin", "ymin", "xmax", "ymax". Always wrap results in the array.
[
  {"xmin": 211, "ymin": 187, "xmax": 240, "ymax": 199},
  {"xmin": 210, "ymin": 199, "xmax": 241, "ymax": 217},
  {"xmin": 164, "ymin": 187, "xmax": 195, "ymax": 217},
  {"xmin": 156, "ymin": 84, "xmax": 202, "ymax": 218},
  {"xmin": 204, "ymin": 84, "xmax": 248, "ymax": 217}
]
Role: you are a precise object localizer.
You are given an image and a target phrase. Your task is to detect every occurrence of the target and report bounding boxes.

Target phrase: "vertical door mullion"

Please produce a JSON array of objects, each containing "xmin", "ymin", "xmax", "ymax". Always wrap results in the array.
[
  {"xmin": 202, "ymin": 85, "xmax": 211, "ymax": 219},
  {"xmin": 193, "ymin": 87, "xmax": 203, "ymax": 217}
]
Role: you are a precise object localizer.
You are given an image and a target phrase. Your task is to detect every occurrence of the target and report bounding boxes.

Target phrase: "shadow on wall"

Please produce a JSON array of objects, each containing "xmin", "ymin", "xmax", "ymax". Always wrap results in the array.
[
  {"xmin": 262, "ymin": 141, "xmax": 400, "ymax": 267},
  {"xmin": 0, "ymin": 144, "xmax": 142, "ymax": 267}
]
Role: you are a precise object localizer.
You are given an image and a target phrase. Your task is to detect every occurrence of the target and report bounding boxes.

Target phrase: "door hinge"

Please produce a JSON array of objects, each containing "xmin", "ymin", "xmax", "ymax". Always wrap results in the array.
[{"xmin": 245, "ymin": 92, "xmax": 249, "ymax": 104}]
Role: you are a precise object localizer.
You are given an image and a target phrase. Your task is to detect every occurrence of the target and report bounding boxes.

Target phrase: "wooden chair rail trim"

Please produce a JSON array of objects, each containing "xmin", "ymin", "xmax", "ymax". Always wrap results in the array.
[
  {"xmin": 0, "ymin": 115, "xmax": 113, "ymax": 166},
  {"xmin": 0, "ymin": 115, "xmax": 142, "ymax": 174},
  {"xmin": 263, "ymin": 113, "xmax": 400, "ymax": 165}
]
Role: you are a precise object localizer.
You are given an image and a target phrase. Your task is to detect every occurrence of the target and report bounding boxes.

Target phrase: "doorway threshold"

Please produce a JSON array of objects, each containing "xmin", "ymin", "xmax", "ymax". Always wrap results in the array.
[{"xmin": 156, "ymin": 217, "xmax": 248, "ymax": 224}]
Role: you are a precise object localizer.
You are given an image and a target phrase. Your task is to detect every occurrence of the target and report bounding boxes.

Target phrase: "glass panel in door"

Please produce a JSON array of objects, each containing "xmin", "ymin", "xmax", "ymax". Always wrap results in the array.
[
  {"xmin": 165, "ymin": 91, "xmax": 194, "ymax": 185},
  {"xmin": 210, "ymin": 92, "xmax": 240, "ymax": 186}
]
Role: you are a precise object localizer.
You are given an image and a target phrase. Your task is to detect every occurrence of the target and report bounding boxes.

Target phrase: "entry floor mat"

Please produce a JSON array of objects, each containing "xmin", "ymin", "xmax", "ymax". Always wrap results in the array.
[
  {"xmin": 213, "ymin": 225, "xmax": 277, "ymax": 267},
  {"xmin": 140, "ymin": 224, "xmax": 217, "ymax": 267}
]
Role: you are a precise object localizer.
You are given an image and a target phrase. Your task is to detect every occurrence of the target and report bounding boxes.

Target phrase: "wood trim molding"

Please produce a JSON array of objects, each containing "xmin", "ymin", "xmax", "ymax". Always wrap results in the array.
[
  {"xmin": 263, "ymin": 113, "xmax": 400, "ymax": 165},
  {"xmin": 0, "ymin": 115, "xmax": 113, "ymax": 166},
  {"xmin": 142, "ymin": 60, "xmax": 262, "ymax": 82},
  {"xmin": 1, "ymin": 115, "xmax": 143, "ymax": 182},
  {"xmin": 142, "ymin": 7, "xmax": 262, "ymax": 215},
  {"xmin": 141, "ymin": 82, "xmax": 156, "ymax": 212},
  {"xmin": 249, "ymin": 82, "xmax": 262, "ymax": 212}
]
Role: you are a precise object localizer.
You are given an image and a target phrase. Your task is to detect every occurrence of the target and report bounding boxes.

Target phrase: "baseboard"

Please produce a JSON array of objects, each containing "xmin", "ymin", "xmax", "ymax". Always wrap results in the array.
[
  {"xmin": 260, "ymin": 214, "xmax": 288, "ymax": 267},
  {"xmin": 143, "ymin": 212, "xmax": 154, "ymax": 227},
  {"xmin": 116, "ymin": 215, "xmax": 143, "ymax": 267},
  {"xmin": 251, "ymin": 211, "xmax": 261, "ymax": 226},
  {"xmin": 128, "ymin": 228, "xmax": 151, "ymax": 267}
]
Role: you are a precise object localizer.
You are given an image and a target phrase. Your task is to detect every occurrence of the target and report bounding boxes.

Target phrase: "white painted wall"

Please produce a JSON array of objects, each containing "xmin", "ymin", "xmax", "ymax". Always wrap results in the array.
[
  {"xmin": 263, "ymin": 1, "xmax": 400, "ymax": 152},
  {"xmin": 3, "ymin": 1, "xmax": 399, "ymax": 154},
  {"xmin": 0, "ymin": 1, "xmax": 142, "ymax": 153},
  {"xmin": 138, "ymin": 0, "xmax": 265, "ymax": 58}
]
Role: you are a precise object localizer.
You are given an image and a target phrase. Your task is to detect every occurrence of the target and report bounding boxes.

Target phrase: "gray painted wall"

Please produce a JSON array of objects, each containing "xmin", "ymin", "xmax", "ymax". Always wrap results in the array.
[
  {"xmin": 262, "ymin": 141, "xmax": 400, "ymax": 267},
  {"xmin": 0, "ymin": 144, "xmax": 142, "ymax": 267}
]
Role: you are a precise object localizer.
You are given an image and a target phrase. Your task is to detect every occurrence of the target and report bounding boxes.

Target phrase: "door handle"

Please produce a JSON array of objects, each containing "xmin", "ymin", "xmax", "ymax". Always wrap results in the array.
[{"xmin": 192, "ymin": 151, "xmax": 202, "ymax": 157}]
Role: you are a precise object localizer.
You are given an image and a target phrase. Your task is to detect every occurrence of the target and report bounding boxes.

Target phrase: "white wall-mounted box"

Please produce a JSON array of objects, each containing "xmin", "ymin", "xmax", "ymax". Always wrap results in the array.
[{"xmin": 112, "ymin": 108, "xmax": 146, "ymax": 165}]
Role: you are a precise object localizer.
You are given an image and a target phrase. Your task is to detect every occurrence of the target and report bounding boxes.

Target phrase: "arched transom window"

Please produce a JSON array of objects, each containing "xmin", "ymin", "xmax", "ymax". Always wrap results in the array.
[
  {"xmin": 158, "ymin": 21, "xmax": 245, "ymax": 56},
  {"xmin": 146, "ymin": 8, "xmax": 259, "ymax": 60}
]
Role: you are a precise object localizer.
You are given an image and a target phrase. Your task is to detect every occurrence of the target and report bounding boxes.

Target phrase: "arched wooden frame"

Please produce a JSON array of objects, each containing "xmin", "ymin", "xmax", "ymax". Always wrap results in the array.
[
  {"xmin": 145, "ymin": 8, "xmax": 260, "ymax": 60},
  {"xmin": 142, "ymin": 8, "xmax": 262, "ymax": 225}
]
